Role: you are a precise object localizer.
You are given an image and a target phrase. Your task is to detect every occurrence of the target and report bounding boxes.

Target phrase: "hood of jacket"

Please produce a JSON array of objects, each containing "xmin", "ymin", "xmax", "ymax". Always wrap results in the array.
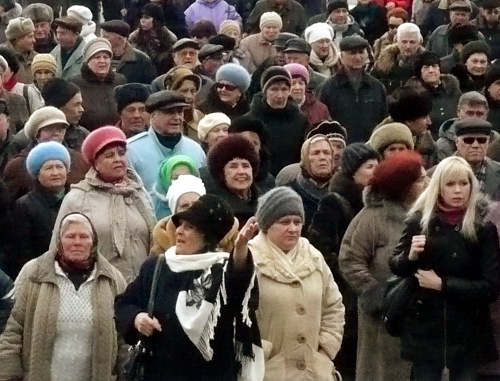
[
  {"xmin": 406, "ymin": 73, "xmax": 461, "ymax": 96},
  {"xmin": 438, "ymin": 117, "xmax": 458, "ymax": 141},
  {"xmin": 81, "ymin": 21, "xmax": 96, "ymax": 38},
  {"xmin": 373, "ymin": 43, "xmax": 425, "ymax": 75}
]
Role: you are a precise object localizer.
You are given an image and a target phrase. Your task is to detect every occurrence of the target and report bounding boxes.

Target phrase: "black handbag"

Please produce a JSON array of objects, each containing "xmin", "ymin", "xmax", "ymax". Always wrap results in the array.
[
  {"xmin": 123, "ymin": 254, "xmax": 164, "ymax": 381},
  {"xmin": 381, "ymin": 274, "xmax": 416, "ymax": 337}
]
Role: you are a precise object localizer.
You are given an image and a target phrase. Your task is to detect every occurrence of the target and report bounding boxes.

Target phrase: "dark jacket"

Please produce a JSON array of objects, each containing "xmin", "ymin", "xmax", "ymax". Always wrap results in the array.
[
  {"xmin": 440, "ymin": 49, "xmax": 460, "ymax": 73},
  {"xmin": 450, "ymin": 63, "xmax": 486, "ymax": 93},
  {"xmin": 197, "ymin": 84, "xmax": 250, "ymax": 120},
  {"xmin": 320, "ymin": 68, "xmax": 387, "ymax": 144},
  {"xmin": 69, "ymin": 64, "xmax": 127, "ymax": 131},
  {"xmin": 116, "ymin": 43, "xmax": 157, "ymax": 84},
  {"xmin": 0, "ymin": 131, "xmax": 11, "ymax": 177},
  {"xmin": 472, "ymin": 15, "xmax": 500, "ymax": 61},
  {"xmin": 390, "ymin": 209, "xmax": 500, "ymax": 367},
  {"xmin": 420, "ymin": 0, "xmax": 479, "ymax": 38},
  {"xmin": 246, "ymin": 0, "xmax": 307, "ymax": 35},
  {"xmin": 0, "ymin": 267, "xmax": 13, "ymax": 334},
  {"xmin": 350, "ymin": 2, "xmax": 387, "ymax": 46},
  {"xmin": 2, "ymin": 90, "xmax": 29, "ymax": 134}
]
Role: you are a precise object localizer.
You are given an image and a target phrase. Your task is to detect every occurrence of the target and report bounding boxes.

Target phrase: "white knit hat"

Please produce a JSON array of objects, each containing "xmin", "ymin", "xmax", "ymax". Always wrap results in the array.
[
  {"xmin": 198, "ymin": 112, "xmax": 231, "ymax": 142},
  {"xmin": 166, "ymin": 175, "xmax": 206, "ymax": 213},
  {"xmin": 219, "ymin": 20, "xmax": 240, "ymax": 35},
  {"xmin": 24, "ymin": 106, "xmax": 69, "ymax": 141},
  {"xmin": 260, "ymin": 12, "xmax": 282, "ymax": 30},
  {"xmin": 67, "ymin": 5, "xmax": 92, "ymax": 26},
  {"xmin": 305, "ymin": 23, "xmax": 334, "ymax": 44}
]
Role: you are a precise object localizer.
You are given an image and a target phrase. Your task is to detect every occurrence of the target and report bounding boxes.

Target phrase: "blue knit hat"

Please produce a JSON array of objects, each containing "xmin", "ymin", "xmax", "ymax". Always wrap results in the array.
[
  {"xmin": 215, "ymin": 63, "xmax": 251, "ymax": 92},
  {"xmin": 26, "ymin": 141, "xmax": 71, "ymax": 177}
]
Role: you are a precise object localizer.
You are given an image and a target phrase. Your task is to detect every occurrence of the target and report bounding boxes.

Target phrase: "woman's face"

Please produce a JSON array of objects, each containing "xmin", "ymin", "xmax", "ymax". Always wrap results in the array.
[
  {"xmin": 224, "ymin": 158, "xmax": 253, "ymax": 195},
  {"xmin": 352, "ymin": 159, "xmax": 379, "ymax": 187},
  {"xmin": 140, "ymin": 15, "xmax": 154, "ymax": 30},
  {"xmin": 34, "ymin": 69, "xmax": 55, "ymax": 89},
  {"xmin": 175, "ymin": 192, "xmax": 201, "ymax": 213},
  {"xmin": 94, "ymin": 144, "xmax": 128, "ymax": 183},
  {"xmin": 177, "ymin": 79, "xmax": 198, "ymax": 106},
  {"xmin": 88, "ymin": 51, "xmax": 111, "ymax": 76},
  {"xmin": 171, "ymin": 164, "xmax": 192, "ymax": 182},
  {"xmin": 205, "ymin": 123, "xmax": 229, "ymax": 149},
  {"xmin": 239, "ymin": 131, "xmax": 261, "ymax": 152},
  {"xmin": 175, "ymin": 220, "xmax": 206, "ymax": 255},
  {"xmin": 465, "ymin": 53, "xmax": 488, "ymax": 76},
  {"xmin": 266, "ymin": 215, "xmax": 303, "ymax": 253},
  {"xmin": 37, "ymin": 124, "xmax": 66, "ymax": 143},
  {"xmin": 290, "ymin": 77, "xmax": 306, "ymax": 103},
  {"xmin": 440, "ymin": 175, "xmax": 471, "ymax": 209},
  {"xmin": 61, "ymin": 222, "xmax": 94, "ymax": 263},
  {"xmin": 216, "ymin": 81, "xmax": 242, "ymax": 106},
  {"xmin": 38, "ymin": 159, "xmax": 67, "ymax": 191}
]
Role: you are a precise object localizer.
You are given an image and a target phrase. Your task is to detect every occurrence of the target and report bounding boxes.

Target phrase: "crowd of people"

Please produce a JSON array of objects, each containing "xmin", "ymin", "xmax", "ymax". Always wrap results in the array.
[{"xmin": 0, "ymin": 0, "xmax": 498, "ymax": 380}]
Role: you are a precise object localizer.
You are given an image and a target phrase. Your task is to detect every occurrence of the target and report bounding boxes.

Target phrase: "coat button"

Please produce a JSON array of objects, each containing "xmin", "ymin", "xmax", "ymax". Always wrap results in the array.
[
  {"xmin": 297, "ymin": 334, "xmax": 306, "ymax": 343},
  {"xmin": 296, "ymin": 304, "xmax": 306, "ymax": 315},
  {"xmin": 452, "ymin": 252, "xmax": 457, "ymax": 258},
  {"xmin": 291, "ymin": 281, "xmax": 300, "ymax": 288},
  {"xmin": 297, "ymin": 360, "xmax": 306, "ymax": 370},
  {"xmin": 455, "ymin": 226, "xmax": 460, "ymax": 231},
  {"xmin": 436, "ymin": 226, "xmax": 440, "ymax": 232}
]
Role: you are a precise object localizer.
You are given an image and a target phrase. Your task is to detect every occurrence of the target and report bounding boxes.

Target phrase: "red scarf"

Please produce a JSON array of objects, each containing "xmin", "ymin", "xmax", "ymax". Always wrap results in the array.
[{"xmin": 3, "ymin": 75, "xmax": 17, "ymax": 92}]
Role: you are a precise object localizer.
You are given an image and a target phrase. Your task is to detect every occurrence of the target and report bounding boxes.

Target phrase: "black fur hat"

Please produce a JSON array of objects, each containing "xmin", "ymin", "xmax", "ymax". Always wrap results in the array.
[
  {"xmin": 41, "ymin": 78, "xmax": 80, "ymax": 108},
  {"xmin": 114, "ymin": 83, "xmax": 152, "ymax": 113},
  {"xmin": 389, "ymin": 86, "xmax": 432, "ymax": 122}
]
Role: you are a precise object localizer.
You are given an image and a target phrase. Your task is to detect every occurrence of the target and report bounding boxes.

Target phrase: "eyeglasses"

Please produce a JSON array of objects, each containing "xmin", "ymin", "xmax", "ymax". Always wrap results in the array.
[
  {"xmin": 215, "ymin": 82, "xmax": 238, "ymax": 91},
  {"xmin": 461, "ymin": 136, "xmax": 488, "ymax": 144}
]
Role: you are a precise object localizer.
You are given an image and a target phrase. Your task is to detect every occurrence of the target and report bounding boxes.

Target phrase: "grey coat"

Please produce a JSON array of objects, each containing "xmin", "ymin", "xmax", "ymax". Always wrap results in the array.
[{"xmin": 51, "ymin": 38, "xmax": 86, "ymax": 80}]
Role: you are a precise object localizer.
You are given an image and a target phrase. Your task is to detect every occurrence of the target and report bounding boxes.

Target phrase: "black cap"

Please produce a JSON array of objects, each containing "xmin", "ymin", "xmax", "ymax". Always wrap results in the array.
[
  {"xmin": 306, "ymin": 120, "xmax": 347, "ymax": 141},
  {"xmin": 260, "ymin": 66, "xmax": 291, "ymax": 91},
  {"xmin": 145, "ymin": 90, "xmax": 189, "ymax": 113},
  {"xmin": 198, "ymin": 44, "xmax": 224, "ymax": 61},
  {"xmin": 455, "ymin": 118, "xmax": 492, "ymax": 136},
  {"xmin": 172, "ymin": 38, "xmax": 200, "ymax": 52},
  {"xmin": 284, "ymin": 38, "xmax": 311, "ymax": 55},
  {"xmin": 327, "ymin": 0, "xmax": 349, "ymax": 12},
  {"xmin": 413, "ymin": 51, "xmax": 441, "ymax": 78},
  {"xmin": 339, "ymin": 35, "xmax": 369, "ymax": 51},
  {"xmin": 100, "ymin": 20, "xmax": 131, "ymax": 38},
  {"xmin": 209, "ymin": 34, "xmax": 236, "ymax": 51},
  {"xmin": 274, "ymin": 32, "xmax": 299, "ymax": 48}
]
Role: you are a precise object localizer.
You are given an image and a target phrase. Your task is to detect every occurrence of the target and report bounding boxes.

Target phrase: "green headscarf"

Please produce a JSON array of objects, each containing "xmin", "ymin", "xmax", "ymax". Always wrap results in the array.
[{"xmin": 159, "ymin": 155, "xmax": 199, "ymax": 190}]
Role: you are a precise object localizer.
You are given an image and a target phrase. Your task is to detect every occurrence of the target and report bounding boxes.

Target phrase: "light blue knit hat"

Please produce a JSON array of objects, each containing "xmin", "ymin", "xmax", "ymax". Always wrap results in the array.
[
  {"xmin": 26, "ymin": 141, "xmax": 71, "ymax": 177},
  {"xmin": 215, "ymin": 63, "xmax": 251, "ymax": 92}
]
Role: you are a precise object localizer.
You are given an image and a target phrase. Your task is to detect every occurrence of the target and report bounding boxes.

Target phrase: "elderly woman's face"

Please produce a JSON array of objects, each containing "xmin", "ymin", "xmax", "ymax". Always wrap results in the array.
[
  {"xmin": 175, "ymin": 220, "xmax": 205, "ymax": 255},
  {"xmin": 224, "ymin": 158, "xmax": 253, "ymax": 195},
  {"xmin": 176, "ymin": 192, "xmax": 201, "ymax": 213},
  {"xmin": 94, "ymin": 144, "xmax": 128, "ymax": 182},
  {"xmin": 205, "ymin": 123, "xmax": 229, "ymax": 149},
  {"xmin": 88, "ymin": 51, "xmax": 111, "ymax": 76},
  {"xmin": 216, "ymin": 81, "xmax": 242, "ymax": 106},
  {"xmin": 38, "ymin": 159, "xmax": 67, "ymax": 190},
  {"xmin": 34, "ymin": 69, "xmax": 55, "ymax": 89},
  {"xmin": 267, "ymin": 215, "xmax": 302, "ymax": 253},
  {"xmin": 61, "ymin": 222, "xmax": 93, "ymax": 262},
  {"xmin": 177, "ymin": 79, "xmax": 198, "ymax": 106}
]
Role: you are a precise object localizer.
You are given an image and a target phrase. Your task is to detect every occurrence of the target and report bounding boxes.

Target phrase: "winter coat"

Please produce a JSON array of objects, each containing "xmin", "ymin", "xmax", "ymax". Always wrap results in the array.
[
  {"xmin": 373, "ymin": 32, "xmax": 394, "ymax": 61},
  {"xmin": 405, "ymin": 74, "xmax": 461, "ymax": 138},
  {"xmin": 390, "ymin": 208, "xmax": 500, "ymax": 368},
  {"xmin": 450, "ymin": 63, "xmax": 486, "ymax": 93},
  {"xmin": 320, "ymin": 68, "xmax": 387, "ymax": 144},
  {"xmin": 239, "ymin": 33, "xmax": 274, "ymax": 73},
  {"xmin": 0, "ymin": 249, "xmax": 127, "ymax": 381},
  {"xmin": 69, "ymin": 64, "xmax": 127, "ymax": 131},
  {"xmin": 248, "ymin": 232, "xmax": 345, "ymax": 381},
  {"xmin": 0, "ymin": 130, "xmax": 11, "ymax": 177},
  {"xmin": 0, "ymin": 268, "xmax": 13, "ymax": 334},
  {"xmin": 246, "ymin": 0, "xmax": 307, "ymax": 35},
  {"xmin": 197, "ymin": 84, "xmax": 250, "ymax": 120},
  {"xmin": 427, "ymin": 23, "xmax": 485, "ymax": 58},
  {"xmin": 116, "ymin": 43, "xmax": 157, "ymax": 84},
  {"xmin": 2, "ymin": 90, "xmax": 29, "ymax": 134},
  {"xmin": 245, "ymin": 93, "xmax": 309, "ymax": 176},
  {"xmin": 127, "ymin": 127, "xmax": 206, "ymax": 192},
  {"xmin": 0, "ymin": 40, "xmax": 35, "ymax": 85},
  {"xmin": 440, "ymin": 48, "xmax": 460, "ymax": 73},
  {"xmin": 0, "ymin": 4, "xmax": 21, "ymax": 44},
  {"xmin": 301, "ymin": 93, "xmax": 331, "ymax": 127},
  {"xmin": 371, "ymin": 43, "xmax": 425, "ymax": 95},
  {"xmin": 350, "ymin": 3, "xmax": 387, "ymax": 46},
  {"xmin": 184, "ymin": 0, "xmax": 242, "ymax": 30},
  {"xmin": 52, "ymin": 167, "xmax": 156, "ymax": 283},
  {"xmin": 472, "ymin": 15, "xmax": 500, "ymax": 60},
  {"xmin": 50, "ymin": 37, "xmax": 85, "ymax": 80},
  {"xmin": 339, "ymin": 188, "xmax": 412, "ymax": 381},
  {"xmin": 10, "ymin": 82, "xmax": 44, "ymax": 115}
]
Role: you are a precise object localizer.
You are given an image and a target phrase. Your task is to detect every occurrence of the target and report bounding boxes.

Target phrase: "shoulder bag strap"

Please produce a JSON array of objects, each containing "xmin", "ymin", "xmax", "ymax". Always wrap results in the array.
[{"xmin": 147, "ymin": 254, "xmax": 164, "ymax": 318}]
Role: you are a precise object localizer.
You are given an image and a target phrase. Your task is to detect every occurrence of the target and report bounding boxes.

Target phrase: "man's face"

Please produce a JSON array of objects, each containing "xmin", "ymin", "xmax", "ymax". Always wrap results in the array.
[
  {"xmin": 285, "ymin": 52, "xmax": 309, "ymax": 67},
  {"xmin": 455, "ymin": 133, "xmax": 489, "ymax": 164},
  {"xmin": 14, "ymin": 32, "xmax": 35, "ymax": 53},
  {"xmin": 261, "ymin": 25, "xmax": 280, "ymax": 41},
  {"xmin": 329, "ymin": 140, "xmax": 345, "ymax": 168},
  {"xmin": 56, "ymin": 26, "xmax": 78, "ymax": 50},
  {"xmin": 311, "ymin": 38, "xmax": 331, "ymax": 59},
  {"xmin": 341, "ymin": 48, "xmax": 368, "ymax": 70},
  {"xmin": 408, "ymin": 115, "xmax": 431, "ymax": 135},
  {"xmin": 60, "ymin": 93, "xmax": 84, "ymax": 125},
  {"xmin": 121, "ymin": 102, "xmax": 149, "ymax": 136},
  {"xmin": 34, "ymin": 22, "xmax": 51, "ymax": 40},
  {"xmin": 329, "ymin": 8, "xmax": 349, "ymax": 24},
  {"xmin": 458, "ymin": 103, "xmax": 488, "ymax": 120},
  {"xmin": 151, "ymin": 107, "xmax": 185, "ymax": 135},
  {"xmin": 173, "ymin": 47, "xmax": 198, "ymax": 69},
  {"xmin": 101, "ymin": 30, "xmax": 125, "ymax": 52},
  {"xmin": 202, "ymin": 55, "xmax": 224, "ymax": 76},
  {"xmin": 450, "ymin": 10, "xmax": 471, "ymax": 26},
  {"xmin": 397, "ymin": 32, "xmax": 420, "ymax": 57},
  {"xmin": 421, "ymin": 64, "xmax": 441, "ymax": 85},
  {"xmin": 274, "ymin": 47, "xmax": 286, "ymax": 66},
  {"xmin": 265, "ymin": 81, "xmax": 290, "ymax": 109},
  {"xmin": 465, "ymin": 53, "xmax": 488, "ymax": 76},
  {"xmin": 482, "ymin": 7, "xmax": 500, "ymax": 23}
]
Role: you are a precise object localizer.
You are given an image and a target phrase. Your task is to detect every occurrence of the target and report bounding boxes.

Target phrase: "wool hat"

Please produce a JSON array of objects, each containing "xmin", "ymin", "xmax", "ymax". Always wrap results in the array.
[
  {"xmin": 198, "ymin": 112, "xmax": 231, "ymax": 142},
  {"xmin": 284, "ymin": 63, "xmax": 310, "ymax": 84},
  {"xmin": 255, "ymin": 186, "xmax": 305, "ymax": 233},
  {"xmin": 158, "ymin": 154, "xmax": 199, "ymax": 190},
  {"xmin": 198, "ymin": 43, "xmax": 224, "ymax": 61},
  {"xmin": 260, "ymin": 65, "xmax": 291, "ymax": 93},
  {"xmin": 306, "ymin": 120, "xmax": 347, "ymax": 146},
  {"xmin": 260, "ymin": 11, "xmax": 282, "ymax": 30},
  {"xmin": 209, "ymin": 34, "xmax": 236, "ymax": 51},
  {"xmin": 229, "ymin": 115, "xmax": 268, "ymax": 146},
  {"xmin": 83, "ymin": 37, "xmax": 112, "ymax": 62},
  {"xmin": 0, "ymin": 55, "xmax": 8, "ymax": 73},
  {"xmin": 388, "ymin": 86, "xmax": 432, "ymax": 122},
  {"xmin": 216, "ymin": 63, "xmax": 251, "ymax": 92},
  {"xmin": 455, "ymin": 117, "xmax": 492, "ymax": 136},
  {"xmin": 141, "ymin": 3, "xmax": 165, "ymax": 26},
  {"xmin": 31, "ymin": 53, "xmax": 57, "ymax": 76},
  {"xmin": 81, "ymin": 126, "xmax": 127, "ymax": 164},
  {"xmin": 448, "ymin": 24, "xmax": 479, "ymax": 46},
  {"xmin": 460, "ymin": 40, "xmax": 491, "ymax": 64},
  {"xmin": 22, "ymin": 3, "xmax": 54, "ymax": 23},
  {"xmin": 413, "ymin": 51, "xmax": 441, "ymax": 78},
  {"xmin": 327, "ymin": 0, "xmax": 349, "ymax": 12},
  {"xmin": 172, "ymin": 193, "xmax": 235, "ymax": 247},
  {"xmin": 145, "ymin": 90, "xmax": 189, "ymax": 113},
  {"xmin": 164, "ymin": 65, "xmax": 201, "ymax": 92},
  {"xmin": 339, "ymin": 35, "xmax": 370, "ymax": 51},
  {"xmin": 114, "ymin": 83, "xmax": 152, "ymax": 113},
  {"xmin": 26, "ymin": 141, "xmax": 71, "ymax": 177},
  {"xmin": 24, "ymin": 106, "xmax": 69, "ymax": 141},
  {"xmin": 5, "ymin": 17, "xmax": 34, "ymax": 41},
  {"xmin": 284, "ymin": 38, "xmax": 311, "ymax": 55},
  {"xmin": 41, "ymin": 78, "xmax": 80, "ymax": 108},
  {"xmin": 274, "ymin": 32, "xmax": 299, "ymax": 48},
  {"xmin": 482, "ymin": 0, "xmax": 500, "ymax": 8},
  {"xmin": 67, "ymin": 5, "xmax": 93, "ymax": 26},
  {"xmin": 449, "ymin": 0, "xmax": 472, "ymax": 12},
  {"xmin": 369, "ymin": 123, "xmax": 415, "ymax": 154},
  {"xmin": 341, "ymin": 142, "xmax": 380, "ymax": 178},
  {"xmin": 219, "ymin": 20, "xmax": 240, "ymax": 35},
  {"xmin": 207, "ymin": 134, "xmax": 260, "ymax": 185},
  {"xmin": 166, "ymin": 174, "xmax": 206, "ymax": 214},
  {"xmin": 304, "ymin": 23, "xmax": 334, "ymax": 44},
  {"xmin": 172, "ymin": 38, "xmax": 200, "ymax": 52},
  {"xmin": 53, "ymin": 16, "xmax": 83, "ymax": 34},
  {"xmin": 100, "ymin": 19, "xmax": 130, "ymax": 38},
  {"xmin": 485, "ymin": 64, "xmax": 500, "ymax": 91}
]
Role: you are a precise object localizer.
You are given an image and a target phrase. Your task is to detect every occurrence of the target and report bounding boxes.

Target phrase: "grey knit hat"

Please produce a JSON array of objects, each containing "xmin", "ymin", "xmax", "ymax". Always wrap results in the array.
[
  {"xmin": 256, "ymin": 186, "xmax": 305, "ymax": 233},
  {"xmin": 341, "ymin": 143, "xmax": 380, "ymax": 178}
]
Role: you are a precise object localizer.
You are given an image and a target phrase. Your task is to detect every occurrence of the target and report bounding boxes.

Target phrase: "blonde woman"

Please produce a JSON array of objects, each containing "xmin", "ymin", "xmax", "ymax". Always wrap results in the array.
[{"xmin": 390, "ymin": 156, "xmax": 500, "ymax": 381}]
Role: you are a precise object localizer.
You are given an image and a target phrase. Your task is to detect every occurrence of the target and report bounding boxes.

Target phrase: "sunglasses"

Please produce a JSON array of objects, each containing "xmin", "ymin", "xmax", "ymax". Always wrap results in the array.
[
  {"xmin": 215, "ymin": 82, "xmax": 238, "ymax": 91},
  {"xmin": 461, "ymin": 136, "xmax": 488, "ymax": 144}
]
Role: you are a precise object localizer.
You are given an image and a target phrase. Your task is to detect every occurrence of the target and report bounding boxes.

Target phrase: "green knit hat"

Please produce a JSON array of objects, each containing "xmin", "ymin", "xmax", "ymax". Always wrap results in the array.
[{"xmin": 159, "ymin": 155, "xmax": 199, "ymax": 190}]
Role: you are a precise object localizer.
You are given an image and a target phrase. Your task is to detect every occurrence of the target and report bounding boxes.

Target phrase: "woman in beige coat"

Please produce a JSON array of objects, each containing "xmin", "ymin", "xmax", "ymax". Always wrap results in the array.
[{"xmin": 248, "ymin": 187, "xmax": 345, "ymax": 381}]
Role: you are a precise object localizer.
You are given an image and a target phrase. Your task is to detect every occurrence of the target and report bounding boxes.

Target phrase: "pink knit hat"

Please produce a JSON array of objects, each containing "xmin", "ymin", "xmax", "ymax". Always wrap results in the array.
[
  {"xmin": 284, "ymin": 63, "xmax": 310, "ymax": 84},
  {"xmin": 81, "ymin": 126, "xmax": 127, "ymax": 164}
]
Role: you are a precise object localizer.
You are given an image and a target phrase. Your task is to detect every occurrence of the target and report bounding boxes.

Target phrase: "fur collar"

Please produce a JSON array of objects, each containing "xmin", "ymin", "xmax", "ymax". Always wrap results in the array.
[
  {"xmin": 406, "ymin": 74, "xmax": 461, "ymax": 96},
  {"xmin": 373, "ymin": 43, "xmax": 424, "ymax": 75},
  {"xmin": 80, "ymin": 62, "xmax": 116, "ymax": 83}
]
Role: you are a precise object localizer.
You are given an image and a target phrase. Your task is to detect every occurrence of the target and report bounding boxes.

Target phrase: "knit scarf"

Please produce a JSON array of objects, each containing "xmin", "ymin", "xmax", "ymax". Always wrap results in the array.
[{"xmin": 309, "ymin": 47, "xmax": 338, "ymax": 76}]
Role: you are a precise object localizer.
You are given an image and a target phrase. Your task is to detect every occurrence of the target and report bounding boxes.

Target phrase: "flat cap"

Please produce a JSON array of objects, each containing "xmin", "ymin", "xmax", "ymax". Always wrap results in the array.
[
  {"xmin": 339, "ymin": 35, "xmax": 370, "ymax": 51},
  {"xmin": 274, "ymin": 32, "xmax": 299, "ymax": 48},
  {"xmin": 173, "ymin": 38, "xmax": 199, "ymax": 52},
  {"xmin": 455, "ymin": 117, "xmax": 492, "ymax": 136},
  {"xmin": 100, "ymin": 20, "xmax": 130, "ymax": 38},
  {"xmin": 449, "ymin": 0, "xmax": 472, "ymax": 11},
  {"xmin": 198, "ymin": 44, "xmax": 224, "ymax": 61},
  {"xmin": 284, "ymin": 38, "xmax": 311, "ymax": 54},
  {"xmin": 53, "ymin": 16, "xmax": 83, "ymax": 34},
  {"xmin": 145, "ymin": 90, "xmax": 189, "ymax": 113},
  {"xmin": 209, "ymin": 34, "xmax": 236, "ymax": 51}
]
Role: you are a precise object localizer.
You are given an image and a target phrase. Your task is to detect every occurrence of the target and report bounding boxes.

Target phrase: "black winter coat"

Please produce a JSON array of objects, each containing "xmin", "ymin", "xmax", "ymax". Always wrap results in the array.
[
  {"xmin": 117, "ymin": 43, "xmax": 157, "ymax": 84},
  {"xmin": 390, "ymin": 211, "xmax": 500, "ymax": 367},
  {"xmin": 198, "ymin": 85, "xmax": 250, "ymax": 120},
  {"xmin": 350, "ymin": 3, "xmax": 387, "ymax": 46}
]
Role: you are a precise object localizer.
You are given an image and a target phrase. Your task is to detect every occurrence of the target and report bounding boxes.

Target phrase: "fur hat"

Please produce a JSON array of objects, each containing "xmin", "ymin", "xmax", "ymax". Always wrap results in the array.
[
  {"xmin": 26, "ymin": 141, "xmax": 71, "ymax": 177},
  {"xmin": 158, "ymin": 154, "xmax": 199, "ymax": 190},
  {"xmin": 53, "ymin": 16, "xmax": 83, "ymax": 34},
  {"xmin": 368, "ymin": 123, "xmax": 415, "ymax": 154},
  {"xmin": 219, "ymin": 20, "xmax": 240, "ymax": 35},
  {"xmin": 114, "ymin": 83, "xmax": 152, "ymax": 113},
  {"xmin": 413, "ymin": 51, "xmax": 441, "ymax": 78},
  {"xmin": 284, "ymin": 63, "xmax": 310, "ymax": 84},
  {"xmin": 207, "ymin": 134, "xmax": 260, "ymax": 186},
  {"xmin": 327, "ymin": 0, "xmax": 349, "ymax": 13},
  {"xmin": 216, "ymin": 63, "xmax": 251, "ymax": 92},
  {"xmin": 140, "ymin": 3, "xmax": 165, "ymax": 26},
  {"xmin": 388, "ymin": 86, "xmax": 432, "ymax": 122},
  {"xmin": 5, "ymin": 17, "xmax": 34, "ymax": 40},
  {"xmin": 24, "ymin": 106, "xmax": 69, "ymax": 141},
  {"xmin": 22, "ymin": 3, "xmax": 54, "ymax": 23},
  {"xmin": 0, "ymin": 46, "xmax": 19, "ymax": 73},
  {"xmin": 341, "ymin": 142, "xmax": 380, "ymax": 178},
  {"xmin": 229, "ymin": 115, "xmax": 268, "ymax": 146},
  {"xmin": 67, "ymin": 5, "xmax": 93, "ymax": 26},
  {"xmin": 166, "ymin": 174, "xmax": 206, "ymax": 214},
  {"xmin": 260, "ymin": 65, "xmax": 291, "ymax": 93},
  {"xmin": 81, "ymin": 126, "xmax": 127, "ymax": 164},
  {"xmin": 260, "ymin": 12, "xmax": 282, "ymax": 30},
  {"xmin": 41, "ymin": 78, "xmax": 80, "ymax": 108},
  {"xmin": 304, "ymin": 23, "xmax": 334, "ymax": 44},
  {"xmin": 31, "ymin": 53, "xmax": 57, "ymax": 76},
  {"xmin": 198, "ymin": 112, "xmax": 231, "ymax": 142},
  {"xmin": 460, "ymin": 40, "xmax": 491, "ymax": 64},
  {"xmin": 0, "ymin": 0, "xmax": 16, "ymax": 11},
  {"xmin": 83, "ymin": 37, "xmax": 112, "ymax": 62},
  {"xmin": 448, "ymin": 24, "xmax": 479, "ymax": 46},
  {"xmin": 172, "ymin": 194, "xmax": 235, "ymax": 248},
  {"xmin": 255, "ymin": 186, "xmax": 305, "ymax": 233}
]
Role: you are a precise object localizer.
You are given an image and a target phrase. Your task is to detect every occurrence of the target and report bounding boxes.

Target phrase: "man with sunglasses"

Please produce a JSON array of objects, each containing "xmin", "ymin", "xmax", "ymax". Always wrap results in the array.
[{"xmin": 472, "ymin": 0, "xmax": 500, "ymax": 60}]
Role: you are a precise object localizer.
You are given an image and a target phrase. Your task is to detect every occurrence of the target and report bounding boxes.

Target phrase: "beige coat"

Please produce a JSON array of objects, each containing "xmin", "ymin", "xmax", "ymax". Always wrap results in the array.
[
  {"xmin": 51, "ymin": 167, "xmax": 156, "ymax": 283},
  {"xmin": 239, "ymin": 33, "xmax": 274, "ymax": 74},
  {"xmin": 249, "ymin": 233, "xmax": 345, "ymax": 381},
  {"xmin": 0, "ymin": 250, "xmax": 127, "ymax": 381}
]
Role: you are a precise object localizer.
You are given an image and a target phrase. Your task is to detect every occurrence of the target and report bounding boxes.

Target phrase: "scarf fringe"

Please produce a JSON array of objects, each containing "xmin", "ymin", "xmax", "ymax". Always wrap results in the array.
[
  {"xmin": 241, "ymin": 270, "xmax": 255, "ymax": 327},
  {"xmin": 196, "ymin": 291, "xmax": 222, "ymax": 361}
]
